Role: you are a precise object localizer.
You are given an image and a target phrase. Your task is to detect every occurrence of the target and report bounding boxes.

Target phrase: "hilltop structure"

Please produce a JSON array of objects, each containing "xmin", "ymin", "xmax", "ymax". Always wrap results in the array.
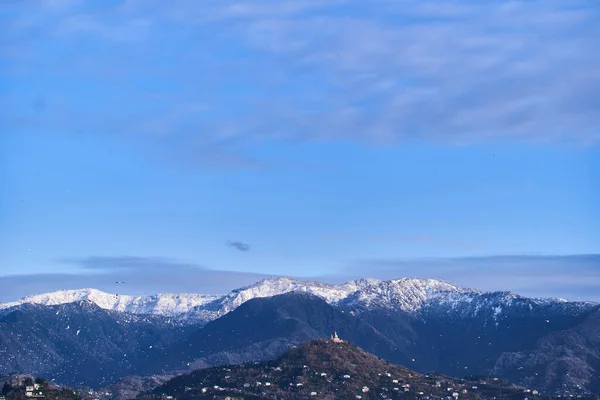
[{"xmin": 331, "ymin": 331, "xmax": 343, "ymax": 343}]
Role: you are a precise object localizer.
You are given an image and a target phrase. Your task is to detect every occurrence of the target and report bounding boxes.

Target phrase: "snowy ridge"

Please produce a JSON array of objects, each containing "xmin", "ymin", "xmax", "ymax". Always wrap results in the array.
[
  {"xmin": 1, "ymin": 277, "xmax": 594, "ymax": 323},
  {"xmin": 210, "ymin": 277, "xmax": 371, "ymax": 313},
  {"xmin": 0, "ymin": 288, "xmax": 221, "ymax": 316},
  {"xmin": 181, "ymin": 277, "xmax": 479, "ymax": 322},
  {"xmin": 339, "ymin": 278, "xmax": 476, "ymax": 312},
  {"xmin": 183, "ymin": 277, "xmax": 375, "ymax": 321}
]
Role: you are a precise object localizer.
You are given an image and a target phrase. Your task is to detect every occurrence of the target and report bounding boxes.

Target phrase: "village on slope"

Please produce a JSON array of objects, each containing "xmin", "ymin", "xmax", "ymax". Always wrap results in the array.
[{"xmin": 139, "ymin": 332, "xmax": 588, "ymax": 400}]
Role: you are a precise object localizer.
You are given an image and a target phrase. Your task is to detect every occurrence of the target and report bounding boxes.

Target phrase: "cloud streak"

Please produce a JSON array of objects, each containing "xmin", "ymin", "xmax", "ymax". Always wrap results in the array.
[
  {"xmin": 347, "ymin": 254, "xmax": 600, "ymax": 301},
  {"xmin": 318, "ymin": 233, "xmax": 477, "ymax": 249},
  {"xmin": 57, "ymin": 255, "xmax": 199, "ymax": 271}
]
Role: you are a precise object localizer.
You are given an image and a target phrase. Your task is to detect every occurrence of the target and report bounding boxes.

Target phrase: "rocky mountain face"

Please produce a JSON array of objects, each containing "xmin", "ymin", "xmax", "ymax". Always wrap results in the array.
[
  {"xmin": 145, "ymin": 338, "xmax": 592, "ymax": 400},
  {"xmin": 1, "ymin": 277, "xmax": 598, "ymax": 396}
]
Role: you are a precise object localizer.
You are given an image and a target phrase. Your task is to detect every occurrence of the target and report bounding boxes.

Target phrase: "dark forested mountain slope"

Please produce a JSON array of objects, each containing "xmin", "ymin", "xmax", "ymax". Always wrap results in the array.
[
  {"xmin": 0, "ymin": 301, "xmax": 190, "ymax": 387},
  {"xmin": 148, "ymin": 292, "xmax": 416, "ymax": 374},
  {"xmin": 491, "ymin": 310, "xmax": 600, "ymax": 396}
]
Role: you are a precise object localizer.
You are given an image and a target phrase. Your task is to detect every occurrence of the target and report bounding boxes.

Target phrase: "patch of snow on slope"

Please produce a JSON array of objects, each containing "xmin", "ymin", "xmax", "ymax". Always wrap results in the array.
[{"xmin": 493, "ymin": 306, "xmax": 503, "ymax": 327}]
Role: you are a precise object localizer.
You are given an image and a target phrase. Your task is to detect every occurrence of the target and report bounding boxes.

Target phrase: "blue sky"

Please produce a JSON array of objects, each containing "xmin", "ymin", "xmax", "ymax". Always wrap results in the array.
[{"xmin": 1, "ymin": 0, "xmax": 599, "ymax": 301}]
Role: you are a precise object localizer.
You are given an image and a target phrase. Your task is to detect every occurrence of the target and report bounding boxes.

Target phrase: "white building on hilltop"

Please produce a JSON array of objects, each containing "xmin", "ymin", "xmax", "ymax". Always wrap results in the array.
[{"xmin": 331, "ymin": 331, "xmax": 343, "ymax": 343}]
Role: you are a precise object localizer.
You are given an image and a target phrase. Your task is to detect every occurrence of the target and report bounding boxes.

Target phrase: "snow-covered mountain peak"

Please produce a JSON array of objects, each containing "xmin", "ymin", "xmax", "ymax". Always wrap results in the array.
[
  {"xmin": 0, "ymin": 288, "xmax": 111, "ymax": 309},
  {"xmin": 211, "ymin": 277, "xmax": 360, "ymax": 315},
  {"xmin": 340, "ymin": 277, "xmax": 475, "ymax": 312},
  {"xmin": 2, "ymin": 277, "xmax": 591, "ymax": 324},
  {"xmin": 0, "ymin": 277, "xmax": 477, "ymax": 319},
  {"xmin": 194, "ymin": 277, "xmax": 472, "ymax": 319},
  {"xmin": 0, "ymin": 288, "xmax": 221, "ymax": 316}
]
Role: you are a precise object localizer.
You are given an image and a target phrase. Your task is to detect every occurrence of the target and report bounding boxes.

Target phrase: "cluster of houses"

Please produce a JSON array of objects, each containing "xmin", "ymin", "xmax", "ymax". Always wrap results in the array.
[
  {"xmin": 159, "ymin": 369, "xmax": 545, "ymax": 400},
  {"xmin": 24, "ymin": 383, "xmax": 44, "ymax": 398}
]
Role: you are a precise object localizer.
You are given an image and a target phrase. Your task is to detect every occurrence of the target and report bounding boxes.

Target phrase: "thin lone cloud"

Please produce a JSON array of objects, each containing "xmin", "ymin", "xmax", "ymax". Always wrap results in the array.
[
  {"xmin": 227, "ymin": 240, "xmax": 250, "ymax": 252},
  {"xmin": 57, "ymin": 255, "xmax": 199, "ymax": 271}
]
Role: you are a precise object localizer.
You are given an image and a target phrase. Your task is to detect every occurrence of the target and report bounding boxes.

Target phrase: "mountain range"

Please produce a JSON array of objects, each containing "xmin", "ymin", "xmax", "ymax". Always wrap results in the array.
[{"xmin": 1, "ymin": 277, "xmax": 598, "ymax": 397}]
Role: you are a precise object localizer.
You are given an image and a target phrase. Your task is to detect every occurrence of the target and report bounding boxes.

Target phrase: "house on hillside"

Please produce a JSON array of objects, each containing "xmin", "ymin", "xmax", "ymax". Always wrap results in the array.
[{"xmin": 24, "ymin": 383, "xmax": 44, "ymax": 398}]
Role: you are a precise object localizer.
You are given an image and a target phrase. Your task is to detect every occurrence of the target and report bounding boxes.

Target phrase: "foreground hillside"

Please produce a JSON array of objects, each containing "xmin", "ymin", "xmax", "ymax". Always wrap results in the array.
[
  {"xmin": 0, "ymin": 375, "xmax": 81, "ymax": 400},
  {"xmin": 0, "ymin": 301, "xmax": 190, "ymax": 387},
  {"xmin": 145, "ymin": 338, "xmax": 596, "ymax": 400}
]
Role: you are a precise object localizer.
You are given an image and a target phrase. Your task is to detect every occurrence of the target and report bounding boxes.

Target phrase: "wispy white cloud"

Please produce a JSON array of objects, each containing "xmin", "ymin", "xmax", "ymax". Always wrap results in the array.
[
  {"xmin": 2, "ymin": 0, "xmax": 599, "ymax": 159},
  {"xmin": 57, "ymin": 255, "xmax": 198, "ymax": 271},
  {"xmin": 318, "ymin": 233, "xmax": 477, "ymax": 249}
]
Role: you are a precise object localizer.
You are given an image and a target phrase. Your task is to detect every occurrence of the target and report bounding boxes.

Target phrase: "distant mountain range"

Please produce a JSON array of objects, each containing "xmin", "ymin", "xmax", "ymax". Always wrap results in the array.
[
  {"xmin": 1, "ymin": 278, "xmax": 598, "ymax": 397},
  {"xmin": 2, "ymin": 277, "xmax": 589, "ymax": 323}
]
